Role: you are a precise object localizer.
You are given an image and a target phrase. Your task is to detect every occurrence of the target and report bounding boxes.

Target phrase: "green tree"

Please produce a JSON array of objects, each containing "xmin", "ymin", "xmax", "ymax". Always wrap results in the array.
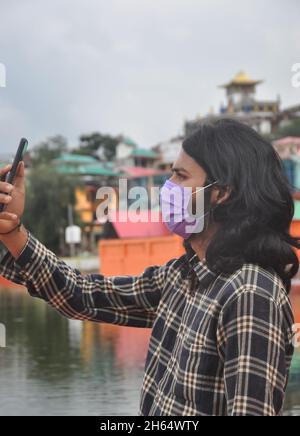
[
  {"xmin": 30, "ymin": 135, "xmax": 68, "ymax": 167},
  {"xmin": 23, "ymin": 166, "xmax": 81, "ymax": 254},
  {"xmin": 266, "ymin": 119, "xmax": 300, "ymax": 141},
  {"xmin": 74, "ymin": 132, "xmax": 119, "ymax": 160},
  {"xmin": 276, "ymin": 119, "xmax": 300, "ymax": 138}
]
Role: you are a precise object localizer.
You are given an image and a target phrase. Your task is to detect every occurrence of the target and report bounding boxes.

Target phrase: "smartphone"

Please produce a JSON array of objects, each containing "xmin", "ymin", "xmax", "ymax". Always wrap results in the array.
[{"xmin": 0, "ymin": 138, "xmax": 28, "ymax": 213}]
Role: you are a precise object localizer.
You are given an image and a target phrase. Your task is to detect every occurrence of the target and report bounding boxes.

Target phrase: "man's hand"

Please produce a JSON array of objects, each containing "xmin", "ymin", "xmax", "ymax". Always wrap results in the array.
[
  {"xmin": 0, "ymin": 162, "xmax": 28, "ymax": 259},
  {"xmin": 0, "ymin": 162, "xmax": 25, "ymax": 239}
]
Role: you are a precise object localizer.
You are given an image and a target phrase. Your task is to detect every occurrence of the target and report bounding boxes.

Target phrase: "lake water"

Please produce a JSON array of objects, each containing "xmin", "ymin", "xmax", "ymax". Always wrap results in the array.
[{"xmin": 0, "ymin": 285, "xmax": 299, "ymax": 416}]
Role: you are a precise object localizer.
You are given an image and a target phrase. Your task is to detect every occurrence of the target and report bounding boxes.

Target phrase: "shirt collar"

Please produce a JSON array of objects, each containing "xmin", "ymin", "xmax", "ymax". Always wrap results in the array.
[{"xmin": 185, "ymin": 246, "xmax": 218, "ymax": 290}]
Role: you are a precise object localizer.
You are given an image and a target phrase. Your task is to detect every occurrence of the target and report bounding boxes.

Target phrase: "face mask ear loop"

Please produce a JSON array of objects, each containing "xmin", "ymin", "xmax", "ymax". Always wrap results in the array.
[
  {"xmin": 194, "ymin": 180, "xmax": 219, "ymax": 195},
  {"xmin": 197, "ymin": 181, "xmax": 219, "ymax": 232}
]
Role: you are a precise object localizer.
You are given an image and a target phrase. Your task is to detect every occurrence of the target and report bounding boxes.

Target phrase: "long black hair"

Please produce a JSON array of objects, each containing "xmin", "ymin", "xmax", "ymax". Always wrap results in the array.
[{"xmin": 182, "ymin": 117, "xmax": 300, "ymax": 293}]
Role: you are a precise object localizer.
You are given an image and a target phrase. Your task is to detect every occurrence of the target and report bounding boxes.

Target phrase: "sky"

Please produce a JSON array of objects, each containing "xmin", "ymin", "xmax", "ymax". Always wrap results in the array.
[{"xmin": 0, "ymin": 0, "xmax": 299, "ymax": 155}]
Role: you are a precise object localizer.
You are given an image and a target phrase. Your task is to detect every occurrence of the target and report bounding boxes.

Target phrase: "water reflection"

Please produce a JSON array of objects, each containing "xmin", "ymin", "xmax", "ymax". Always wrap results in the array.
[{"xmin": 0, "ymin": 285, "xmax": 299, "ymax": 416}]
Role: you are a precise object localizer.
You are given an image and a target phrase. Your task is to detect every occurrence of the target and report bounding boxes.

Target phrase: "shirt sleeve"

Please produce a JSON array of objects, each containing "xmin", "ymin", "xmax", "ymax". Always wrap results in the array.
[
  {"xmin": 217, "ymin": 287, "xmax": 295, "ymax": 416},
  {"xmin": 0, "ymin": 232, "xmax": 173, "ymax": 328}
]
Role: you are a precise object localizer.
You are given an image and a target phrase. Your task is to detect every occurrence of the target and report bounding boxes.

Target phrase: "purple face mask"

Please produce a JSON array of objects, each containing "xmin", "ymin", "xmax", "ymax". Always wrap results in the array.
[{"xmin": 160, "ymin": 179, "xmax": 218, "ymax": 239}]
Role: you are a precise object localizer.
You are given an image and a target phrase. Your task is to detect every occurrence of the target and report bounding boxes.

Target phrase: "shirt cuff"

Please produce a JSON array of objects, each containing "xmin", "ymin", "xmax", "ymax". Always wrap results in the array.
[
  {"xmin": 14, "ymin": 231, "xmax": 49, "ymax": 276},
  {"xmin": 0, "ymin": 232, "xmax": 49, "ymax": 286}
]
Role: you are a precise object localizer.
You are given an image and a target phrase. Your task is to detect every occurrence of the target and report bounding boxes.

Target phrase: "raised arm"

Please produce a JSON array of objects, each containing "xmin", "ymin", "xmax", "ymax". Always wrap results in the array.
[
  {"xmin": 0, "ymin": 162, "xmax": 172, "ymax": 328},
  {"xmin": 0, "ymin": 229, "xmax": 173, "ymax": 328}
]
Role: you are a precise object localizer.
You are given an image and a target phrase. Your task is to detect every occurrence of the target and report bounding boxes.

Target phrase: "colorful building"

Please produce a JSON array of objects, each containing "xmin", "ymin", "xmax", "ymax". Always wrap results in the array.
[{"xmin": 52, "ymin": 153, "xmax": 121, "ymax": 250}]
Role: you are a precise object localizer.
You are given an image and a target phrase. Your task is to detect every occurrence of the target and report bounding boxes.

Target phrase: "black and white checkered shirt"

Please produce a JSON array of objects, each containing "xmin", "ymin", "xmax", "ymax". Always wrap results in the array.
[{"xmin": 0, "ymin": 232, "xmax": 295, "ymax": 416}]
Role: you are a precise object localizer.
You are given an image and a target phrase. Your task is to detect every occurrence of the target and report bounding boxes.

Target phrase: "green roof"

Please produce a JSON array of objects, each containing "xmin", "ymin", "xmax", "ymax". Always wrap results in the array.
[
  {"xmin": 54, "ymin": 154, "xmax": 98, "ymax": 164},
  {"xmin": 80, "ymin": 164, "xmax": 120, "ymax": 176},
  {"xmin": 123, "ymin": 136, "xmax": 139, "ymax": 148},
  {"xmin": 131, "ymin": 148, "xmax": 158, "ymax": 158},
  {"xmin": 55, "ymin": 163, "xmax": 120, "ymax": 177}
]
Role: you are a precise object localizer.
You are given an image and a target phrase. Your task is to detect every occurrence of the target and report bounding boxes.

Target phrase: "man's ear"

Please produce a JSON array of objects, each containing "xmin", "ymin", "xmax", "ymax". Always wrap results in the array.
[{"xmin": 215, "ymin": 185, "xmax": 231, "ymax": 205}]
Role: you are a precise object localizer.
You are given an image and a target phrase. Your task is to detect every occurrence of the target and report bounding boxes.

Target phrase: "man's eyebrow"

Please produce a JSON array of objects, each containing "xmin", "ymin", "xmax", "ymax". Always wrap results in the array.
[{"xmin": 171, "ymin": 166, "xmax": 190, "ymax": 174}]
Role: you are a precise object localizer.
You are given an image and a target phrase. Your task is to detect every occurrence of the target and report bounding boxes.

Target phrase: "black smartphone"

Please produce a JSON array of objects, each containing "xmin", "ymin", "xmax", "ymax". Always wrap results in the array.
[{"xmin": 0, "ymin": 138, "xmax": 28, "ymax": 213}]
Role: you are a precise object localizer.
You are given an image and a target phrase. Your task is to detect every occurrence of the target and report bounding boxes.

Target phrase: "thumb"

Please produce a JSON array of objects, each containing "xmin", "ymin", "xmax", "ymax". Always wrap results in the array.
[{"xmin": 14, "ymin": 161, "xmax": 25, "ymax": 189}]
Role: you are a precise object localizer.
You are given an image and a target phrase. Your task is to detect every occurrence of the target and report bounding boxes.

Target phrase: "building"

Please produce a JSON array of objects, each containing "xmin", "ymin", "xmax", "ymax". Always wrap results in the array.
[
  {"xmin": 272, "ymin": 137, "xmax": 300, "ymax": 159},
  {"xmin": 52, "ymin": 153, "xmax": 121, "ymax": 250},
  {"xmin": 115, "ymin": 136, "xmax": 138, "ymax": 163},
  {"xmin": 273, "ymin": 137, "xmax": 300, "ymax": 192},
  {"xmin": 115, "ymin": 136, "xmax": 159, "ymax": 168},
  {"xmin": 185, "ymin": 71, "xmax": 300, "ymax": 137},
  {"xmin": 152, "ymin": 136, "xmax": 184, "ymax": 170}
]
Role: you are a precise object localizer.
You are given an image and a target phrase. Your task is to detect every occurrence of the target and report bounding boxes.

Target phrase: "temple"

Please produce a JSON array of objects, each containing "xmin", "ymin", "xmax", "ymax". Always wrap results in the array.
[{"xmin": 185, "ymin": 71, "xmax": 300, "ymax": 136}]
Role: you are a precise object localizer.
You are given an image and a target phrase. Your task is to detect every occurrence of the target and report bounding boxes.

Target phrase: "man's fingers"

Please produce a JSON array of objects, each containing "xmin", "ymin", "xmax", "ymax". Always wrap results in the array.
[
  {"xmin": 14, "ymin": 161, "xmax": 25, "ymax": 188},
  {"xmin": 0, "ymin": 181, "xmax": 14, "ymax": 194},
  {"xmin": 0, "ymin": 212, "xmax": 18, "ymax": 221},
  {"xmin": 0, "ymin": 193, "xmax": 12, "ymax": 204},
  {"xmin": 0, "ymin": 164, "xmax": 12, "ymax": 181},
  {"xmin": 16, "ymin": 161, "xmax": 24, "ymax": 177}
]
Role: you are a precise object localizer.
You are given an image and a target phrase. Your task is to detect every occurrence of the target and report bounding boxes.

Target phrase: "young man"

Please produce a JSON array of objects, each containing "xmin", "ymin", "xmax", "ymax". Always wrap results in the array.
[{"xmin": 0, "ymin": 118, "xmax": 298, "ymax": 416}]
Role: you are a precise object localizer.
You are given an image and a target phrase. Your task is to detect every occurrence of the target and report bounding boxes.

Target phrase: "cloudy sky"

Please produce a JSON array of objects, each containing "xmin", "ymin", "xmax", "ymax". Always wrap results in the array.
[{"xmin": 0, "ymin": 0, "xmax": 299, "ymax": 154}]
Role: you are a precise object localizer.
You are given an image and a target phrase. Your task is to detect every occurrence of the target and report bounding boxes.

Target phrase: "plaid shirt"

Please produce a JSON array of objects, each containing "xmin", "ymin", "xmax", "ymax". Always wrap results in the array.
[{"xmin": 0, "ymin": 232, "xmax": 295, "ymax": 416}]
